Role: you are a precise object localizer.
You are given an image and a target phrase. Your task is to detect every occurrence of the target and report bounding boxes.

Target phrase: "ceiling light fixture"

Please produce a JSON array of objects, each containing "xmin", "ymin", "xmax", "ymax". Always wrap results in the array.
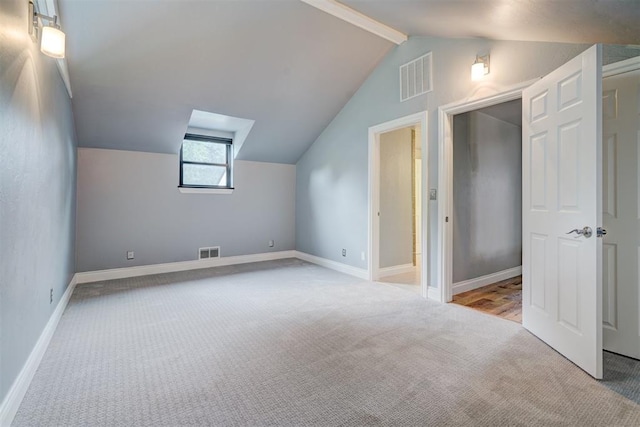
[
  {"xmin": 28, "ymin": 1, "xmax": 66, "ymax": 59},
  {"xmin": 471, "ymin": 54, "xmax": 490, "ymax": 81}
]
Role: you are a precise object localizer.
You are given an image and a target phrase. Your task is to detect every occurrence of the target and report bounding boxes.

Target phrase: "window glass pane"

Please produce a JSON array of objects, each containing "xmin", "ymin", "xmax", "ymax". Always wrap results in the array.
[
  {"xmin": 182, "ymin": 140, "xmax": 227, "ymax": 164},
  {"xmin": 182, "ymin": 164, "xmax": 227, "ymax": 187}
]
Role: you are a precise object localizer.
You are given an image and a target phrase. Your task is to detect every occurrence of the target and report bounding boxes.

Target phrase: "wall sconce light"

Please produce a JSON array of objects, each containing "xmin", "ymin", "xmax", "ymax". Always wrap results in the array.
[
  {"xmin": 28, "ymin": 1, "xmax": 66, "ymax": 59},
  {"xmin": 471, "ymin": 54, "xmax": 490, "ymax": 81}
]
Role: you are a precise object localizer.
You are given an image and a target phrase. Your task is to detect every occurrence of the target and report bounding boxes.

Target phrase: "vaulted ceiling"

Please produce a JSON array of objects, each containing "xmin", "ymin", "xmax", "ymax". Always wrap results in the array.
[
  {"xmin": 59, "ymin": 0, "xmax": 640, "ymax": 164},
  {"xmin": 59, "ymin": 1, "xmax": 393, "ymax": 163},
  {"xmin": 342, "ymin": 0, "xmax": 640, "ymax": 44}
]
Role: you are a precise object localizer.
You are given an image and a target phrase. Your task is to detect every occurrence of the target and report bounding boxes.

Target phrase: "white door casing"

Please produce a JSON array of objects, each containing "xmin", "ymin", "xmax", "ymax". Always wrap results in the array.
[
  {"xmin": 602, "ymin": 66, "xmax": 640, "ymax": 359},
  {"xmin": 437, "ymin": 81, "xmax": 534, "ymax": 303},
  {"xmin": 522, "ymin": 45, "xmax": 603, "ymax": 378},
  {"xmin": 415, "ymin": 160, "xmax": 422, "ymax": 255}
]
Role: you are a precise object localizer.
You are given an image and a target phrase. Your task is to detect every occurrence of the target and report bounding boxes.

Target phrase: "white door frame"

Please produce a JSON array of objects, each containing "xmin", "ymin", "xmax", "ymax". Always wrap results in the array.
[
  {"xmin": 436, "ymin": 56, "xmax": 640, "ymax": 304},
  {"xmin": 368, "ymin": 111, "xmax": 429, "ymax": 298},
  {"xmin": 436, "ymin": 80, "xmax": 537, "ymax": 303},
  {"xmin": 600, "ymin": 56, "xmax": 640, "ymax": 357},
  {"xmin": 603, "ymin": 56, "xmax": 640, "ymax": 79}
]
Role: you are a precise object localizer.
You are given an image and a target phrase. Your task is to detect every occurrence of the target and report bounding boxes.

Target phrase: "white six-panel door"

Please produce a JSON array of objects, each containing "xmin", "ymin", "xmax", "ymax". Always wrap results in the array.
[
  {"xmin": 602, "ymin": 69, "xmax": 640, "ymax": 359},
  {"xmin": 522, "ymin": 45, "xmax": 603, "ymax": 379}
]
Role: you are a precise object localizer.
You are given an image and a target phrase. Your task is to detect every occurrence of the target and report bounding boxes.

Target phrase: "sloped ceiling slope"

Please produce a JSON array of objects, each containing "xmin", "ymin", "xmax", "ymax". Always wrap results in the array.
[
  {"xmin": 59, "ymin": 0, "xmax": 392, "ymax": 164},
  {"xmin": 342, "ymin": 0, "xmax": 640, "ymax": 44}
]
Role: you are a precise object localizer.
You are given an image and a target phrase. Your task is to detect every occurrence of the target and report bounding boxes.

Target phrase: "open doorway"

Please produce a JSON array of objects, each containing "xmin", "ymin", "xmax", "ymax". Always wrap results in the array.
[
  {"xmin": 438, "ymin": 57, "xmax": 640, "ymax": 371},
  {"xmin": 368, "ymin": 112, "xmax": 429, "ymax": 298},
  {"xmin": 448, "ymin": 99, "xmax": 524, "ymax": 322},
  {"xmin": 376, "ymin": 126, "xmax": 423, "ymax": 293},
  {"xmin": 437, "ymin": 49, "xmax": 640, "ymax": 380}
]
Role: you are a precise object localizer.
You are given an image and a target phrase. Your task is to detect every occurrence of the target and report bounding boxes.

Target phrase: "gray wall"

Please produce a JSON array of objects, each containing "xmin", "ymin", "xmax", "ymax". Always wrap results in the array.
[
  {"xmin": 76, "ymin": 149, "xmax": 295, "ymax": 272},
  {"xmin": 379, "ymin": 128, "xmax": 413, "ymax": 268},
  {"xmin": 295, "ymin": 37, "xmax": 637, "ymax": 287},
  {"xmin": 452, "ymin": 112, "xmax": 522, "ymax": 283},
  {"xmin": 0, "ymin": 0, "xmax": 77, "ymax": 403}
]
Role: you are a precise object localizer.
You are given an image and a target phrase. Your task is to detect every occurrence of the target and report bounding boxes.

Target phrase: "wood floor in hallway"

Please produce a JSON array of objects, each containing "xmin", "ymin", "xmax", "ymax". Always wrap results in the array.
[{"xmin": 452, "ymin": 276, "xmax": 522, "ymax": 323}]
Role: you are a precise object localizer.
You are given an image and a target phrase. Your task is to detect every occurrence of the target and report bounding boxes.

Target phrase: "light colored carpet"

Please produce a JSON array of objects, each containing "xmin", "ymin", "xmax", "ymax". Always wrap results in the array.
[{"xmin": 12, "ymin": 258, "xmax": 640, "ymax": 426}]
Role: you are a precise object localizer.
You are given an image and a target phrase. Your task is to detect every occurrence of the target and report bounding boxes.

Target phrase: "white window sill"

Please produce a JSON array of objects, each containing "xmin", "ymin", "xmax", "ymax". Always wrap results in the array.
[{"xmin": 178, "ymin": 187, "xmax": 234, "ymax": 195}]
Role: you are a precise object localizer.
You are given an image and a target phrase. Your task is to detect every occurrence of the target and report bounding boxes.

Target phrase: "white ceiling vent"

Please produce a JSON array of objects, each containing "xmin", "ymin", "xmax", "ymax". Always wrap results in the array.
[
  {"xmin": 400, "ymin": 52, "xmax": 433, "ymax": 102},
  {"xmin": 199, "ymin": 246, "xmax": 220, "ymax": 260}
]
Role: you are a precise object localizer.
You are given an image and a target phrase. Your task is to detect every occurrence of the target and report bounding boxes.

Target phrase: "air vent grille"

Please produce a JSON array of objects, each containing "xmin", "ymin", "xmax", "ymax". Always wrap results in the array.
[
  {"xmin": 400, "ymin": 52, "xmax": 432, "ymax": 102},
  {"xmin": 199, "ymin": 246, "xmax": 220, "ymax": 260}
]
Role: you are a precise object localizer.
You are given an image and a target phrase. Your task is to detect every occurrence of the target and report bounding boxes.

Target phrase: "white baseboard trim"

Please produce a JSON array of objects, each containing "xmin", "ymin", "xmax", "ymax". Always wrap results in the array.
[
  {"xmin": 75, "ymin": 249, "xmax": 371, "ymax": 285},
  {"xmin": 294, "ymin": 251, "xmax": 369, "ymax": 280},
  {"xmin": 0, "ymin": 274, "xmax": 78, "ymax": 427},
  {"xmin": 75, "ymin": 250, "xmax": 297, "ymax": 284},
  {"xmin": 453, "ymin": 266, "xmax": 522, "ymax": 295},
  {"xmin": 378, "ymin": 263, "xmax": 415, "ymax": 278}
]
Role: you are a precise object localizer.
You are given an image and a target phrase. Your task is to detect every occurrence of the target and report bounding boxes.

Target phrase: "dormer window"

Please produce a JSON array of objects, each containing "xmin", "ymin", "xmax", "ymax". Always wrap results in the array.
[{"xmin": 179, "ymin": 134, "xmax": 233, "ymax": 190}]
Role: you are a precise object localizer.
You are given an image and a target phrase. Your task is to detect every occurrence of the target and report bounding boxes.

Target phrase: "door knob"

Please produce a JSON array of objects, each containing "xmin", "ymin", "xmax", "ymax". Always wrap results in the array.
[{"xmin": 566, "ymin": 226, "xmax": 593, "ymax": 238}]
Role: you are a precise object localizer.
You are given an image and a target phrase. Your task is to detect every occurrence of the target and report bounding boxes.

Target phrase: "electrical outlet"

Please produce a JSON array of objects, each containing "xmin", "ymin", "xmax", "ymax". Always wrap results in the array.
[
  {"xmin": 268, "ymin": 240, "xmax": 274, "ymax": 247},
  {"xmin": 429, "ymin": 189, "xmax": 437, "ymax": 200},
  {"xmin": 50, "ymin": 288, "xmax": 53, "ymax": 304},
  {"xmin": 342, "ymin": 249, "xmax": 346, "ymax": 257},
  {"xmin": 127, "ymin": 251, "xmax": 134, "ymax": 260},
  {"xmin": 361, "ymin": 251, "xmax": 365, "ymax": 261}
]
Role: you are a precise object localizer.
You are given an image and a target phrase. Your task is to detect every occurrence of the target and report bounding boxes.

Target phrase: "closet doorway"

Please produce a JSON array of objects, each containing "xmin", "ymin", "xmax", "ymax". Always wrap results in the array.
[
  {"xmin": 368, "ymin": 112, "xmax": 429, "ymax": 298},
  {"xmin": 377, "ymin": 126, "xmax": 423, "ymax": 293}
]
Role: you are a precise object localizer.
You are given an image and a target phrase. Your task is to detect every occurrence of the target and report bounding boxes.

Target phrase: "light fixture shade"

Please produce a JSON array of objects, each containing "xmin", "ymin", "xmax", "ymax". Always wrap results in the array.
[
  {"xmin": 471, "ymin": 61, "xmax": 486, "ymax": 81},
  {"xmin": 40, "ymin": 26, "xmax": 65, "ymax": 58}
]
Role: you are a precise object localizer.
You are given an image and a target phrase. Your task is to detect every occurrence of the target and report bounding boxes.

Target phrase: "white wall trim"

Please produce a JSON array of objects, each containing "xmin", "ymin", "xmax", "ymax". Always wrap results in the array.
[
  {"xmin": 73, "ymin": 250, "xmax": 371, "ymax": 285},
  {"xmin": 603, "ymin": 56, "xmax": 640, "ymax": 78},
  {"xmin": 378, "ymin": 263, "xmax": 415, "ymax": 278},
  {"xmin": 0, "ymin": 274, "xmax": 78, "ymax": 427},
  {"xmin": 299, "ymin": 0, "xmax": 407, "ymax": 45},
  {"xmin": 177, "ymin": 187, "xmax": 233, "ymax": 195},
  {"xmin": 453, "ymin": 266, "xmax": 522, "ymax": 295},
  {"xmin": 294, "ymin": 251, "xmax": 369, "ymax": 280},
  {"xmin": 437, "ymin": 79, "xmax": 538, "ymax": 117},
  {"xmin": 76, "ymin": 251, "xmax": 297, "ymax": 284}
]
